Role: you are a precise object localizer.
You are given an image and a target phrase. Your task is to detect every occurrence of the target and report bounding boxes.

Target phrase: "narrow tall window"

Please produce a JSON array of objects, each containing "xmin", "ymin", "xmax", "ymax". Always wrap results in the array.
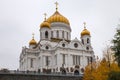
[
  {"xmin": 55, "ymin": 55, "xmax": 57, "ymax": 65},
  {"xmin": 57, "ymin": 30, "xmax": 59, "ymax": 38},
  {"xmin": 79, "ymin": 56, "xmax": 80, "ymax": 65},
  {"xmin": 62, "ymin": 31, "xmax": 64, "ymax": 39},
  {"xmin": 63, "ymin": 54, "xmax": 65, "ymax": 65},
  {"xmin": 82, "ymin": 39, "xmax": 84, "ymax": 44},
  {"xmin": 30, "ymin": 58, "xmax": 33, "ymax": 68},
  {"xmin": 45, "ymin": 31, "xmax": 48, "ymax": 38},
  {"xmin": 51, "ymin": 31, "xmax": 53, "ymax": 38},
  {"xmin": 87, "ymin": 57, "xmax": 89, "ymax": 65},
  {"xmin": 87, "ymin": 38, "xmax": 89, "ymax": 43},
  {"xmin": 46, "ymin": 56, "xmax": 49, "ymax": 66},
  {"xmin": 76, "ymin": 56, "xmax": 77, "ymax": 65},
  {"xmin": 67, "ymin": 32, "xmax": 68, "ymax": 40},
  {"xmin": 73, "ymin": 55, "xmax": 75, "ymax": 65},
  {"xmin": 40, "ymin": 32, "xmax": 42, "ymax": 39}
]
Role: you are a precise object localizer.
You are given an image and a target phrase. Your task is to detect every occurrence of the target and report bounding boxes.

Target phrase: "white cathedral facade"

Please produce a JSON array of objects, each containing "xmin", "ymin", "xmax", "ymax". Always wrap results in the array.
[{"xmin": 19, "ymin": 3, "xmax": 94, "ymax": 74}]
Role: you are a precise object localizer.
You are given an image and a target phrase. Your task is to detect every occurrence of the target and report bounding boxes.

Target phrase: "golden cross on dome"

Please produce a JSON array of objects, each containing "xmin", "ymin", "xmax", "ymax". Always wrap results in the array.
[
  {"xmin": 44, "ymin": 13, "xmax": 47, "ymax": 21},
  {"xmin": 32, "ymin": 33, "xmax": 34, "ymax": 39},
  {"xmin": 55, "ymin": 1, "xmax": 58, "ymax": 11},
  {"xmin": 83, "ymin": 22, "xmax": 86, "ymax": 29}
]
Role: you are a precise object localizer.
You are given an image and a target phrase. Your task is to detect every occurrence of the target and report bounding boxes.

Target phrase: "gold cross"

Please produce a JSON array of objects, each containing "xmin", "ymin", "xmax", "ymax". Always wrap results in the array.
[
  {"xmin": 55, "ymin": 1, "xmax": 58, "ymax": 11},
  {"xmin": 83, "ymin": 22, "xmax": 86, "ymax": 29},
  {"xmin": 32, "ymin": 33, "xmax": 34, "ymax": 39},
  {"xmin": 44, "ymin": 13, "xmax": 47, "ymax": 21}
]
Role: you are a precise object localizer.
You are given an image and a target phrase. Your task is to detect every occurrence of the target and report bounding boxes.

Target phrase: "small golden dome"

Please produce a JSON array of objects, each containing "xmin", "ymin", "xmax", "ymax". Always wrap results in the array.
[
  {"xmin": 81, "ymin": 28, "xmax": 90, "ymax": 36},
  {"xmin": 40, "ymin": 21, "xmax": 50, "ymax": 28},
  {"xmin": 40, "ymin": 13, "xmax": 51, "ymax": 28},
  {"xmin": 47, "ymin": 11, "xmax": 70, "ymax": 25},
  {"xmin": 29, "ymin": 33, "xmax": 37, "ymax": 45},
  {"xmin": 29, "ymin": 39, "xmax": 37, "ymax": 45}
]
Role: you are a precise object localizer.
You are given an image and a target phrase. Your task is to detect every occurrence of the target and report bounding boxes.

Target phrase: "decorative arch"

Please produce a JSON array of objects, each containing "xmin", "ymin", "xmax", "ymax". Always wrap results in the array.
[
  {"xmin": 74, "ymin": 70, "xmax": 79, "ymax": 75},
  {"xmin": 62, "ymin": 69, "xmax": 66, "ymax": 74},
  {"xmin": 60, "ymin": 67, "xmax": 66, "ymax": 74}
]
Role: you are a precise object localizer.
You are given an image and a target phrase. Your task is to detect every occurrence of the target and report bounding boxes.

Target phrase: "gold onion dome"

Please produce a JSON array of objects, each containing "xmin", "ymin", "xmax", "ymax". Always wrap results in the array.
[
  {"xmin": 40, "ymin": 21, "xmax": 50, "ymax": 28},
  {"xmin": 40, "ymin": 13, "xmax": 51, "ymax": 28},
  {"xmin": 81, "ymin": 22, "xmax": 90, "ymax": 36},
  {"xmin": 29, "ymin": 33, "xmax": 37, "ymax": 45},
  {"xmin": 81, "ymin": 28, "xmax": 90, "ymax": 36},
  {"xmin": 47, "ymin": 2, "xmax": 70, "ymax": 25},
  {"xmin": 47, "ymin": 11, "xmax": 70, "ymax": 25}
]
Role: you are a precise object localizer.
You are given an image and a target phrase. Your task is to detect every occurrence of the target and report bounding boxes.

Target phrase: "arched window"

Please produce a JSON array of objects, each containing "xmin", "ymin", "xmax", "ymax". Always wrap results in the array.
[
  {"xmin": 82, "ymin": 39, "xmax": 84, "ymax": 44},
  {"xmin": 87, "ymin": 38, "xmax": 89, "ymax": 43},
  {"xmin": 57, "ymin": 30, "xmax": 59, "ymax": 38},
  {"xmin": 30, "ymin": 58, "xmax": 33, "ymax": 68},
  {"xmin": 62, "ymin": 43, "xmax": 65, "ymax": 47},
  {"xmin": 46, "ymin": 46, "xmax": 49, "ymax": 49},
  {"xmin": 86, "ymin": 46, "xmax": 89, "ymax": 50},
  {"xmin": 51, "ymin": 31, "xmax": 53, "ymax": 38},
  {"xmin": 45, "ymin": 31, "xmax": 48, "ymax": 38},
  {"xmin": 62, "ymin": 31, "xmax": 64, "ymax": 38}
]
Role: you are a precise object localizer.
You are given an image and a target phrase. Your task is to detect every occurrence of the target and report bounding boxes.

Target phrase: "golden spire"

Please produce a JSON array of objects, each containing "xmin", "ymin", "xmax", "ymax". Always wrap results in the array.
[
  {"xmin": 44, "ymin": 13, "xmax": 47, "ymax": 21},
  {"xmin": 83, "ymin": 22, "xmax": 86, "ymax": 29},
  {"xmin": 55, "ymin": 1, "xmax": 58, "ymax": 11}
]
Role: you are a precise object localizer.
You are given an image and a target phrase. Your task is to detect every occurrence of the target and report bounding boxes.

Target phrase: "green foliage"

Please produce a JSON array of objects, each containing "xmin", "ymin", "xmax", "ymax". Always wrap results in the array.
[
  {"xmin": 112, "ymin": 27, "xmax": 120, "ymax": 67},
  {"xmin": 108, "ymin": 71, "xmax": 120, "ymax": 80}
]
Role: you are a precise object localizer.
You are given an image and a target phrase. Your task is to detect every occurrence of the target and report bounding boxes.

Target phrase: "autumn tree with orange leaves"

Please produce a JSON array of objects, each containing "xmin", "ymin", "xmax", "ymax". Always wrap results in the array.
[{"xmin": 83, "ymin": 58, "xmax": 120, "ymax": 80}]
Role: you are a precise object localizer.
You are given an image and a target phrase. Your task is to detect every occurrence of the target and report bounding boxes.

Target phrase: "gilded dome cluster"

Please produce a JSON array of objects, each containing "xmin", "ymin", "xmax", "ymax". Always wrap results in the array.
[{"xmin": 40, "ymin": 11, "xmax": 70, "ymax": 28}]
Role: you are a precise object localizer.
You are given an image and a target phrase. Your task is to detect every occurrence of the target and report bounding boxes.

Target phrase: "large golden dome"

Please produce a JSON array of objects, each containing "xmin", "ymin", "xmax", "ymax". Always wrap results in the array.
[
  {"xmin": 81, "ymin": 28, "xmax": 90, "ymax": 36},
  {"xmin": 47, "ymin": 11, "xmax": 70, "ymax": 25},
  {"xmin": 40, "ymin": 21, "xmax": 50, "ymax": 28}
]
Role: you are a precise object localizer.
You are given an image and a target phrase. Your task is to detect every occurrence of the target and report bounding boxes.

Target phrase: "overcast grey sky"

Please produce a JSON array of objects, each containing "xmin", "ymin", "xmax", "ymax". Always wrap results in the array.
[{"xmin": 0, "ymin": 0, "xmax": 120, "ymax": 70}]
